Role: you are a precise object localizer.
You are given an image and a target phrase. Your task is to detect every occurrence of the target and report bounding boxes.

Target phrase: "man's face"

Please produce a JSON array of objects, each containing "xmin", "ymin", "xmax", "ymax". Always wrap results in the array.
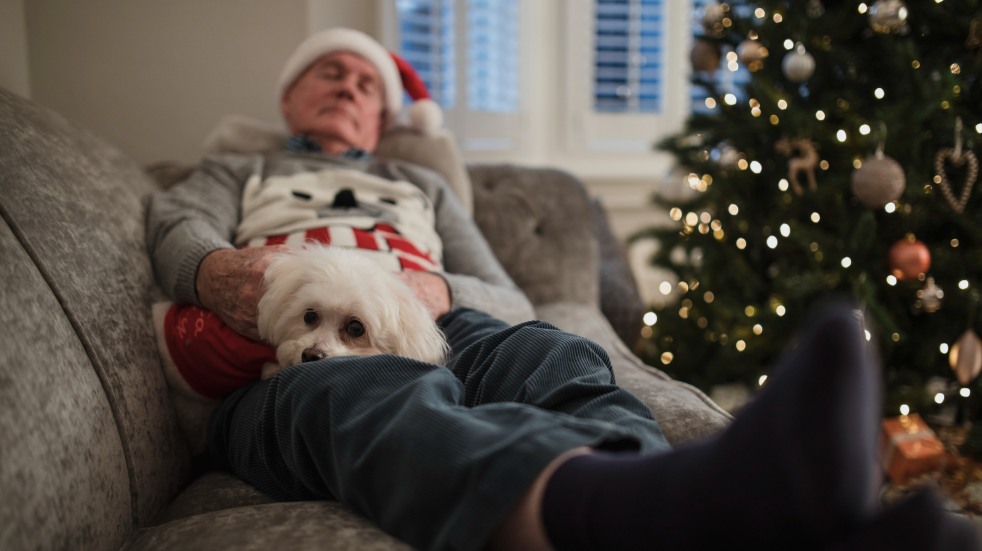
[{"xmin": 280, "ymin": 51, "xmax": 386, "ymax": 152}]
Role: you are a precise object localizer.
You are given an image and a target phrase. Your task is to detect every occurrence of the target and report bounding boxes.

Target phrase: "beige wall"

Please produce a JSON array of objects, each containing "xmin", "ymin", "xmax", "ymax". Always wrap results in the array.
[
  {"xmin": 23, "ymin": 0, "xmax": 377, "ymax": 165},
  {"xmin": 0, "ymin": 0, "xmax": 31, "ymax": 97}
]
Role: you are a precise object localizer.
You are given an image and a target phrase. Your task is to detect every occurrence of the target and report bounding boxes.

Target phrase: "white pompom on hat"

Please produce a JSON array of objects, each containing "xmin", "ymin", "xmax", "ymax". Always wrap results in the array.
[{"xmin": 277, "ymin": 27, "xmax": 442, "ymax": 133}]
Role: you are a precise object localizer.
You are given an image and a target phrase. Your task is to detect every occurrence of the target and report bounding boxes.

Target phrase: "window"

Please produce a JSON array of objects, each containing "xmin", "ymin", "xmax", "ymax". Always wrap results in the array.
[
  {"xmin": 396, "ymin": 0, "xmax": 456, "ymax": 107},
  {"xmin": 391, "ymin": 0, "xmax": 522, "ymax": 153},
  {"xmin": 690, "ymin": 0, "xmax": 751, "ymax": 113},
  {"xmin": 593, "ymin": 0, "xmax": 665, "ymax": 113},
  {"xmin": 563, "ymin": 0, "xmax": 689, "ymax": 154}
]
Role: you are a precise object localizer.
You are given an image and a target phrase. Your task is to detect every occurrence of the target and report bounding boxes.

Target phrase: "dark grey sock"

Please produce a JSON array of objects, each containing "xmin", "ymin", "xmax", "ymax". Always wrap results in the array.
[{"xmin": 542, "ymin": 301, "xmax": 883, "ymax": 550}]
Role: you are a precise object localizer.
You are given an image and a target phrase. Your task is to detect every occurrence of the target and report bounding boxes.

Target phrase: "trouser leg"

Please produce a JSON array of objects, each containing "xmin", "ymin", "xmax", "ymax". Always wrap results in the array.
[{"xmin": 209, "ymin": 308, "xmax": 668, "ymax": 550}]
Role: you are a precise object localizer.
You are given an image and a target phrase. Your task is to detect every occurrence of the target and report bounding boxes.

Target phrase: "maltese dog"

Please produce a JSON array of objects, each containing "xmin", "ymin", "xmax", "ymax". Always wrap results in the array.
[{"xmin": 257, "ymin": 245, "xmax": 449, "ymax": 378}]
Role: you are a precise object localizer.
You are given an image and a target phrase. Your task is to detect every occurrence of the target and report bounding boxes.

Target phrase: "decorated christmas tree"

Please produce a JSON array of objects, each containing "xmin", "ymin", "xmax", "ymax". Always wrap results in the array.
[{"xmin": 637, "ymin": 0, "xmax": 982, "ymax": 422}]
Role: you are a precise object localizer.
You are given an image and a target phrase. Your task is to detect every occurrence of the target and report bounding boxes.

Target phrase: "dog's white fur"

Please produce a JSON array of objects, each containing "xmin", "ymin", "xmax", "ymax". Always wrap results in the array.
[{"xmin": 257, "ymin": 245, "xmax": 449, "ymax": 378}]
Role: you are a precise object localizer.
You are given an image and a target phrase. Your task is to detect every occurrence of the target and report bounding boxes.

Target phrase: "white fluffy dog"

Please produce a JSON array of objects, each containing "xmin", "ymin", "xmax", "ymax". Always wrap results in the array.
[{"xmin": 257, "ymin": 245, "xmax": 449, "ymax": 378}]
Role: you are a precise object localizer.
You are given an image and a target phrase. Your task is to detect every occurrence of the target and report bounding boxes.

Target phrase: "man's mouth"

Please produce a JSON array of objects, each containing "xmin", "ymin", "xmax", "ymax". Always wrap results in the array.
[{"xmin": 319, "ymin": 105, "xmax": 359, "ymax": 127}]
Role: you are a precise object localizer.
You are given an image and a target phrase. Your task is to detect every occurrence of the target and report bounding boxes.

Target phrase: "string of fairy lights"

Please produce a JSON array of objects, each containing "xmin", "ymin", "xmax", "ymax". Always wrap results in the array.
[{"xmin": 641, "ymin": 0, "xmax": 982, "ymax": 411}]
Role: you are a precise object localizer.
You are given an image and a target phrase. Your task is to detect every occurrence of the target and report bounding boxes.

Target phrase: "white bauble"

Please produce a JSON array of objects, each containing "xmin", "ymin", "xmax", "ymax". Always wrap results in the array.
[
  {"xmin": 851, "ymin": 153, "xmax": 906, "ymax": 208},
  {"xmin": 782, "ymin": 44, "xmax": 815, "ymax": 82},
  {"xmin": 869, "ymin": 0, "xmax": 909, "ymax": 34}
]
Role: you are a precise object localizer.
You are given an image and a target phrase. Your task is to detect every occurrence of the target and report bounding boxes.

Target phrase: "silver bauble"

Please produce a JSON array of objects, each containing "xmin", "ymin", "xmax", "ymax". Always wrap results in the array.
[
  {"xmin": 869, "ymin": 0, "xmax": 909, "ymax": 34},
  {"xmin": 782, "ymin": 44, "xmax": 815, "ymax": 82},
  {"xmin": 851, "ymin": 153, "xmax": 906, "ymax": 208}
]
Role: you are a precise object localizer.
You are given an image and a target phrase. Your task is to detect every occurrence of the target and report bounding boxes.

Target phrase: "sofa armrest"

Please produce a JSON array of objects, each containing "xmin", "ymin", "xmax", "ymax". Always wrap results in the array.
[
  {"xmin": 468, "ymin": 164, "xmax": 600, "ymax": 308},
  {"xmin": 535, "ymin": 302, "xmax": 731, "ymax": 445}
]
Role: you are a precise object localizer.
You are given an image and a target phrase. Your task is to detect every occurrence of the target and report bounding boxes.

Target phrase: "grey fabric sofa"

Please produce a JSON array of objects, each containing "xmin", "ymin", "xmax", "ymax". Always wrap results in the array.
[{"xmin": 0, "ymin": 88, "xmax": 730, "ymax": 550}]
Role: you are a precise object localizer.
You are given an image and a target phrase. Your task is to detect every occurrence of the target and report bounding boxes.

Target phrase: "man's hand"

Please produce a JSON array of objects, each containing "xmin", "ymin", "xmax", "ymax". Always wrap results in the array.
[
  {"xmin": 396, "ymin": 271, "xmax": 452, "ymax": 320},
  {"xmin": 196, "ymin": 246, "xmax": 288, "ymax": 340}
]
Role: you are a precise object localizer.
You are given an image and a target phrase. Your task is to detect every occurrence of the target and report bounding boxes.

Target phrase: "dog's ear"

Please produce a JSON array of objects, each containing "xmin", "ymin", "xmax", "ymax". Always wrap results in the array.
[
  {"xmin": 257, "ymin": 250, "xmax": 304, "ymax": 342},
  {"xmin": 386, "ymin": 280, "xmax": 450, "ymax": 365}
]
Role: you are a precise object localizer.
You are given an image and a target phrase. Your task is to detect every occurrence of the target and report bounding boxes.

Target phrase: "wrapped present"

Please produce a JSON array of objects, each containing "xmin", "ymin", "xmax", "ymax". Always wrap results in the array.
[{"xmin": 880, "ymin": 413, "xmax": 946, "ymax": 485}]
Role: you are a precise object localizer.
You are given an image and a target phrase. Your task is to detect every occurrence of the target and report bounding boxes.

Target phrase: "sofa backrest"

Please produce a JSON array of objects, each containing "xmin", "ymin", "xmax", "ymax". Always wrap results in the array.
[
  {"xmin": 0, "ymin": 89, "xmax": 189, "ymax": 550},
  {"xmin": 468, "ymin": 164, "xmax": 600, "ymax": 308}
]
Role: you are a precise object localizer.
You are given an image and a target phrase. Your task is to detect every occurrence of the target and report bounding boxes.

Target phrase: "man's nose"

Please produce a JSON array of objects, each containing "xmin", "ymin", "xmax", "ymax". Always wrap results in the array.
[{"xmin": 333, "ymin": 76, "xmax": 357, "ymax": 99}]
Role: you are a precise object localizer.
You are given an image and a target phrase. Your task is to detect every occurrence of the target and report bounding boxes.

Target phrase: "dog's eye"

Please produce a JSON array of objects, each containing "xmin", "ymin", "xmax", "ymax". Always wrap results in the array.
[
  {"xmin": 346, "ymin": 319, "xmax": 365, "ymax": 338},
  {"xmin": 304, "ymin": 309, "xmax": 319, "ymax": 326}
]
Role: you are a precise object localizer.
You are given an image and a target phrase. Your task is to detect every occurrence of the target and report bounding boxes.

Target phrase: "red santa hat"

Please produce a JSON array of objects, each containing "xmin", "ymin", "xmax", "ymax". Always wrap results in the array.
[{"xmin": 277, "ymin": 27, "xmax": 442, "ymax": 134}]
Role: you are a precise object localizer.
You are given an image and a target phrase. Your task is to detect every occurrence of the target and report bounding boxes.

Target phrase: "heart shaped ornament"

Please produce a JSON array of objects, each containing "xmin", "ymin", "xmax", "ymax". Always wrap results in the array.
[{"xmin": 934, "ymin": 148, "xmax": 979, "ymax": 214}]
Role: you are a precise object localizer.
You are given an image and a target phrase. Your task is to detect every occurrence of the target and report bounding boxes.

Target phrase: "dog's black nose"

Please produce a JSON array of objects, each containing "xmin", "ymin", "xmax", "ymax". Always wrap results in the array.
[{"xmin": 301, "ymin": 348, "xmax": 326, "ymax": 363}]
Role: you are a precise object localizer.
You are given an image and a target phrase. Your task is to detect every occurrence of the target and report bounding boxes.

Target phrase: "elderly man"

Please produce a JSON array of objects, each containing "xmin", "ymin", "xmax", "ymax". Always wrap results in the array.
[{"xmin": 146, "ymin": 28, "xmax": 976, "ymax": 551}]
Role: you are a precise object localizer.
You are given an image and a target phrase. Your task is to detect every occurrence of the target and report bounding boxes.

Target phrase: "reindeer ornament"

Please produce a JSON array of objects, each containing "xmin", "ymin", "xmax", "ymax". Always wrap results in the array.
[{"xmin": 775, "ymin": 138, "xmax": 819, "ymax": 196}]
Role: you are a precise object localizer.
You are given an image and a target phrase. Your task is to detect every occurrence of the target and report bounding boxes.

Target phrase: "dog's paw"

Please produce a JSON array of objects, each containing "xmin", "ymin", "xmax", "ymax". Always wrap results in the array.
[{"xmin": 260, "ymin": 361, "xmax": 285, "ymax": 380}]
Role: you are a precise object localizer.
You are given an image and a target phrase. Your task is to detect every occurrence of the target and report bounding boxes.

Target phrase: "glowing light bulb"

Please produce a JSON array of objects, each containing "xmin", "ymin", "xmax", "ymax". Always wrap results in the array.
[
  {"xmin": 728, "ymin": 204, "xmax": 739, "ymax": 215},
  {"xmin": 643, "ymin": 312, "xmax": 658, "ymax": 326},
  {"xmin": 940, "ymin": 343, "xmax": 949, "ymax": 354},
  {"xmin": 859, "ymin": 124, "xmax": 871, "ymax": 135},
  {"xmin": 750, "ymin": 161, "xmax": 762, "ymax": 174},
  {"xmin": 841, "ymin": 257, "xmax": 852, "ymax": 268},
  {"xmin": 736, "ymin": 238, "xmax": 747, "ymax": 250},
  {"xmin": 780, "ymin": 224, "xmax": 790, "ymax": 237},
  {"xmin": 810, "ymin": 212, "xmax": 821, "ymax": 223},
  {"xmin": 874, "ymin": 88, "xmax": 885, "ymax": 99},
  {"xmin": 887, "ymin": 275, "xmax": 897, "ymax": 286},
  {"xmin": 899, "ymin": 404, "xmax": 910, "ymax": 415},
  {"xmin": 778, "ymin": 179, "xmax": 790, "ymax": 192},
  {"xmin": 962, "ymin": 388, "xmax": 971, "ymax": 398},
  {"xmin": 659, "ymin": 281, "xmax": 673, "ymax": 295},
  {"xmin": 836, "ymin": 130, "xmax": 848, "ymax": 142},
  {"xmin": 816, "ymin": 110, "xmax": 826, "ymax": 121},
  {"xmin": 776, "ymin": 305, "xmax": 786, "ymax": 317},
  {"xmin": 935, "ymin": 393, "xmax": 945, "ymax": 404},
  {"xmin": 724, "ymin": 94, "xmax": 737, "ymax": 105},
  {"xmin": 766, "ymin": 236, "xmax": 778, "ymax": 249},
  {"xmin": 784, "ymin": 39, "xmax": 794, "ymax": 50},
  {"xmin": 884, "ymin": 203, "xmax": 896, "ymax": 213},
  {"xmin": 759, "ymin": 375, "xmax": 768, "ymax": 386},
  {"xmin": 959, "ymin": 280, "xmax": 970, "ymax": 290}
]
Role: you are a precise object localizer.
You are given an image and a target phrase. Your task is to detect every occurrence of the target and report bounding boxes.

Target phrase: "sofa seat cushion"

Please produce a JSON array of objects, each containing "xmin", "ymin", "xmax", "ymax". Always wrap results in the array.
[
  {"xmin": 124, "ymin": 500, "xmax": 408, "ymax": 550},
  {"xmin": 126, "ymin": 472, "xmax": 408, "ymax": 550}
]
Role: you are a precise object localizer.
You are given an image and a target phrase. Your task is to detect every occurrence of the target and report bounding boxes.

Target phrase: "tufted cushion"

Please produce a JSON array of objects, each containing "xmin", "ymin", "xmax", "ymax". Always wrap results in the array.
[{"xmin": 468, "ymin": 164, "xmax": 600, "ymax": 307}]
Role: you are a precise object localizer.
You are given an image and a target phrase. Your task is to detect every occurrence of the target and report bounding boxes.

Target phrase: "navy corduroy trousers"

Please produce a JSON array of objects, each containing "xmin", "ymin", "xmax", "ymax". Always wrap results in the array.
[{"xmin": 208, "ymin": 308, "xmax": 670, "ymax": 550}]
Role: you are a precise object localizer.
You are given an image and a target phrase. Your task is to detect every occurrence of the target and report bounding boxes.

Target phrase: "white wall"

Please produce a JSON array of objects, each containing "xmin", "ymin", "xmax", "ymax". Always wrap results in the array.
[
  {"xmin": 0, "ymin": 0, "xmax": 31, "ymax": 98},
  {"xmin": 24, "ymin": 1, "xmax": 297, "ymax": 165}
]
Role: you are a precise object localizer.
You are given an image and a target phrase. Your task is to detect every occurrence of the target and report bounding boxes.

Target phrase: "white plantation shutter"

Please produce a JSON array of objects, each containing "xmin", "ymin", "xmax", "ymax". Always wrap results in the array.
[
  {"xmin": 593, "ymin": 0, "xmax": 665, "ymax": 113},
  {"xmin": 467, "ymin": 0, "xmax": 519, "ymax": 112},
  {"xmin": 396, "ymin": 0, "xmax": 456, "ymax": 107},
  {"xmin": 564, "ymin": 0, "xmax": 688, "ymax": 153},
  {"xmin": 394, "ymin": 0, "xmax": 522, "ymax": 153}
]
